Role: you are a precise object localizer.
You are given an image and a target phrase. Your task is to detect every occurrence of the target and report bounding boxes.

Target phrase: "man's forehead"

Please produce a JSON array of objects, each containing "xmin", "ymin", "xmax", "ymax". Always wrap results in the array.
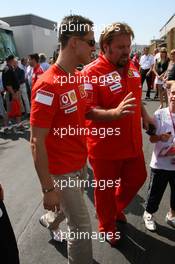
[
  {"xmin": 112, "ymin": 34, "xmax": 131, "ymax": 43},
  {"xmin": 170, "ymin": 84, "xmax": 175, "ymax": 92}
]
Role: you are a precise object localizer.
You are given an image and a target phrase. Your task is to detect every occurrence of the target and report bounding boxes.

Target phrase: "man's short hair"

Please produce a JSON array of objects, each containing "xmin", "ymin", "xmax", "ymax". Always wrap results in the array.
[
  {"xmin": 6, "ymin": 54, "xmax": 15, "ymax": 62},
  {"xmin": 160, "ymin": 47, "xmax": 167, "ymax": 54},
  {"xmin": 21, "ymin": 57, "xmax": 26, "ymax": 64},
  {"xmin": 28, "ymin": 53, "xmax": 39, "ymax": 63},
  {"xmin": 99, "ymin": 22, "xmax": 134, "ymax": 53},
  {"xmin": 58, "ymin": 15, "xmax": 94, "ymax": 49},
  {"xmin": 39, "ymin": 53, "xmax": 47, "ymax": 63}
]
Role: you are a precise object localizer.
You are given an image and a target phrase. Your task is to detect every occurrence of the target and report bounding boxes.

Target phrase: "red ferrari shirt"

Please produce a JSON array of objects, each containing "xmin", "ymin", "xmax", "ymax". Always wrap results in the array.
[
  {"xmin": 30, "ymin": 64, "xmax": 88, "ymax": 175},
  {"xmin": 32, "ymin": 64, "xmax": 44, "ymax": 87},
  {"xmin": 82, "ymin": 53, "xmax": 143, "ymax": 160}
]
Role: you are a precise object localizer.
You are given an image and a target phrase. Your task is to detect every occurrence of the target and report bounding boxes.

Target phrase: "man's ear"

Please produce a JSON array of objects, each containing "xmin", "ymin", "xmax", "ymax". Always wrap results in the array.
[
  {"xmin": 103, "ymin": 43, "xmax": 108, "ymax": 53},
  {"xmin": 68, "ymin": 37, "xmax": 78, "ymax": 49}
]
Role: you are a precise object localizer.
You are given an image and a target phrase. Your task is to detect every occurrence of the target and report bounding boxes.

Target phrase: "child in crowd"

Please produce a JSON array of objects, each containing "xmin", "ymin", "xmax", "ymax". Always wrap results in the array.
[{"xmin": 143, "ymin": 81, "xmax": 175, "ymax": 231}]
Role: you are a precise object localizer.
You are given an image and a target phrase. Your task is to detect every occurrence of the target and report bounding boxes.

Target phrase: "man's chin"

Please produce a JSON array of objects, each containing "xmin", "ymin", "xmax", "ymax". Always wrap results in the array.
[
  {"xmin": 117, "ymin": 62, "xmax": 127, "ymax": 67},
  {"xmin": 117, "ymin": 58, "xmax": 129, "ymax": 68},
  {"xmin": 80, "ymin": 58, "xmax": 91, "ymax": 66}
]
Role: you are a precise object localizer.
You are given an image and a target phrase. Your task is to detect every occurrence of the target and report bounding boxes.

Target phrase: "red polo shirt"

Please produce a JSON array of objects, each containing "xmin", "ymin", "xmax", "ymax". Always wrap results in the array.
[
  {"xmin": 82, "ymin": 53, "xmax": 143, "ymax": 160},
  {"xmin": 32, "ymin": 64, "xmax": 44, "ymax": 87},
  {"xmin": 30, "ymin": 64, "xmax": 87, "ymax": 175}
]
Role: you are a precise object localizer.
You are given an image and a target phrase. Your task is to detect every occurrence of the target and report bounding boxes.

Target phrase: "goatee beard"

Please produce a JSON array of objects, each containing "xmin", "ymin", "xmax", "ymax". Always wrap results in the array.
[{"xmin": 117, "ymin": 62, "xmax": 125, "ymax": 68}]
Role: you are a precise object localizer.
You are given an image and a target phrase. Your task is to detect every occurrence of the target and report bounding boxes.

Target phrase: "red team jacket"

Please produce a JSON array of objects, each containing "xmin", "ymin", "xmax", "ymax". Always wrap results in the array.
[{"xmin": 82, "ymin": 53, "xmax": 143, "ymax": 160}]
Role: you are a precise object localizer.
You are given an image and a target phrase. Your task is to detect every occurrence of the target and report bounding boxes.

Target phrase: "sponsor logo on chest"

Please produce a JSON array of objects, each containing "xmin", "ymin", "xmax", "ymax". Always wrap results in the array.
[
  {"xmin": 78, "ymin": 84, "xmax": 87, "ymax": 98},
  {"xmin": 109, "ymin": 82, "xmax": 122, "ymax": 93},
  {"xmin": 128, "ymin": 69, "xmax": 140, "ymax": 78},
  {"xmin": 60, "ymin": 89, "xmax": 77, "ymax": 109},
  {"xmin": 103, "ymin": 71, "xmax": 121, "ymax": 85}
]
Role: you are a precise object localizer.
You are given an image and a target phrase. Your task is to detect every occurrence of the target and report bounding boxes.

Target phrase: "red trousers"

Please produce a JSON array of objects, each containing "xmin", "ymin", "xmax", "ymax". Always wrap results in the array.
[{"xmin": 90, "ymin": 153, "xmax": 147, "ymax": 234}]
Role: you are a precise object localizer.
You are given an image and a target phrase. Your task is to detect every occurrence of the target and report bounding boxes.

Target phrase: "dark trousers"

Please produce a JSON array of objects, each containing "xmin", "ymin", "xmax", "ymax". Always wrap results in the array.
[
  {"xmin": 25, "ymin": 80, "xmax": 31, "ymax": 104},
  {"xmin": 0, "ymin": 201, "xmax": 20, "ymax": 264},
  {"xmin": 140, "ymin": 68, "xmax": 153, "ymax": 98},
  {"xmin": 145, "ymin": 168, "xmax": 175, "ymax": 214}
]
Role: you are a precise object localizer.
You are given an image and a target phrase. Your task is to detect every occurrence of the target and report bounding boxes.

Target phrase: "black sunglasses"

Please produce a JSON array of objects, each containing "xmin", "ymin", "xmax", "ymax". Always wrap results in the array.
[{"xmin": 79, "ymin": 38, "xmax": 96, "ymax": 47}]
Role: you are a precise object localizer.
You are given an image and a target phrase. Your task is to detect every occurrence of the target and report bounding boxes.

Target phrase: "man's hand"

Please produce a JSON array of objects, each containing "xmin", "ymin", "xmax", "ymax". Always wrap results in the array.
[
  {"xmin": 159, "ymin": 76, "xmax": 163, "ymax": 81},
  {"xmin": 0, "ymin": 184, "xmax": 4, "ymax": 201},
  {"xmin": 112, "ymin": 92, "xmax": 136, "ymax": 119},
  {"xmin": 43, "ymin": 191, "xmax": 60, "ymax": 212}
]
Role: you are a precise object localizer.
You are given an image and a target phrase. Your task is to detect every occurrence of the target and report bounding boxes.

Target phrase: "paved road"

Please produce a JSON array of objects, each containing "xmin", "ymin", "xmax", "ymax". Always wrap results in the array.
[{"xmin": 0, "ymin": 91, "xmax": 175, "ymax": 264}]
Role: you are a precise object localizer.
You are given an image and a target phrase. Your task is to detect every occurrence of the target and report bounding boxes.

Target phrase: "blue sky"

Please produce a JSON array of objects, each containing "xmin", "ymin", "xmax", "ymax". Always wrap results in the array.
[{"xmin": 1, "ymin": 0, "xmax": 175, "ymax": 44}]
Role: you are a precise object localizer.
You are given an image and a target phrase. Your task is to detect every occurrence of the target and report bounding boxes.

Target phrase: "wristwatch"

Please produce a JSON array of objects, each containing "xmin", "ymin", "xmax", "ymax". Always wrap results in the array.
[{"xmin": 42, "ymin": 187, "xmax": 55, "ymax": 193}]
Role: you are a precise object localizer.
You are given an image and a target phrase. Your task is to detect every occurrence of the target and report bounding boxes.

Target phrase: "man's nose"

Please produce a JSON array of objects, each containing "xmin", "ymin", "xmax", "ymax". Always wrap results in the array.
[{"xmin": 91, "ymin": 45, "xmax": 96, "ymax": 52}]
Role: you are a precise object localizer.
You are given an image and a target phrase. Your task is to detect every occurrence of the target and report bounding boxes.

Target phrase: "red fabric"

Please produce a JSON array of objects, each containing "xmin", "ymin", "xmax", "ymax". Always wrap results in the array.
[
  {"xmin": 90, "ymin": 154, "xmax": 147, "ymax": 234},
  {"xmin": 32, "ymin": 64, "xmax": 44, "ymax": 87},
  {"xmin": 8, "ymin": 98, "xmax": 21, "ymax": 118},
  {"xmin": 132, "ymin": 54, "xmax": 140, "ymax": 70},
  {"xmin": 82, "ymin": 55, "xmax": 146, "ymax": 235},
  {"xmin": 30, "ymin": 65, "xmax": 87, "ymax": 175},
  {"xmin": 82, "ymin": 54, "xmax": 143, "ymax": 160}
]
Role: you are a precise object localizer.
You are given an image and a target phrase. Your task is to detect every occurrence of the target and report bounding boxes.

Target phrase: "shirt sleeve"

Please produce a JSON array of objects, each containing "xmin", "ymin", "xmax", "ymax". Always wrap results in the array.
[
  {"xmin": 30, "ymin": 80, "xmax": 59, "ymax": 128},
  {"xmin": 2, "ymin": 70, "xmax": 13, "ymax": 87},
  {"xmin": 82, "ymin": 68, "xmax": 101, "ymax": 113}
]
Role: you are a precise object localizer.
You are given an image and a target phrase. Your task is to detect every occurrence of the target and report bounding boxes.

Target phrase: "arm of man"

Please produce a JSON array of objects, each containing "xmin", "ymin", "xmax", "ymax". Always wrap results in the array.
[
  {"xmin": 2, "ymin": 68, "xmax": 16, "ymax": 96},
  {"xmin": 146, "ymin": 56, "xmax": 154, "ymax": 76},
  {"xmin": 86, "ymin": 92, "xmax": 136, "ymax": 121},
  {"xmin": 147, "ymin": 65, "xmax": 154, "ymax": 76},
  {"xmin": 141, "ymin": 103, "xmax": 154, "ymax": 130},
  {"xmin": 30, "ymin": 126, "xmax": 59, "ymax": 212},
  {"xmin": 6, "ymin": 85, "xmax": 16, "ymax": 97}
]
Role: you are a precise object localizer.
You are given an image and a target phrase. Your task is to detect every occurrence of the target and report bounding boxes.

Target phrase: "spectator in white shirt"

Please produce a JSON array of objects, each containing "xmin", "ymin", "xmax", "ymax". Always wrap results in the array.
[
  {"xmin": 140, "ymin": 47, "xmax": 154, "ymax": 100},
  {"xmin": 39, "ymin": 53, "xmax": 50, "ymax": 72}
]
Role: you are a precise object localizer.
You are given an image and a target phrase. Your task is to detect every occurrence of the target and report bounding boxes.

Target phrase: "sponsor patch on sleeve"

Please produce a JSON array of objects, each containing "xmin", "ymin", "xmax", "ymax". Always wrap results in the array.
[{"xmin": 35, "ymin": 90, "xmax": 54, "ymax": 106}]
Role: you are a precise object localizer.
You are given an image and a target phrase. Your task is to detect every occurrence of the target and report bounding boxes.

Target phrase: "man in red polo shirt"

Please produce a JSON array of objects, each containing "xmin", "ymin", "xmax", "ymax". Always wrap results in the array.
[
  {"xmin": 28, "ymin": 53, "xmax": 44, "ymax": 87},
  {"xmin": 82, "ymin": 22, "xmax": 149, "ymax": 246},
  {"xmin": 30, "ymin": 14, "xmax": 140, "ymax": 260},
  {"xmin": 30, "ymin": 15, "xmax": 97, "ymax": 264}
]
